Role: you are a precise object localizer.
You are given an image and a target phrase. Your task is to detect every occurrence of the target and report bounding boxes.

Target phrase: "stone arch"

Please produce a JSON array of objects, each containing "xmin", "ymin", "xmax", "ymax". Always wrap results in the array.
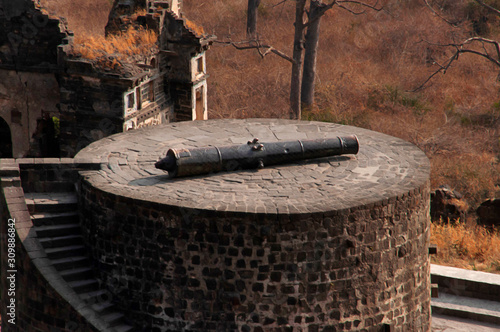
[{"xmin": 0, "ymin": 117, "xmax": 13, "ymax": 158}]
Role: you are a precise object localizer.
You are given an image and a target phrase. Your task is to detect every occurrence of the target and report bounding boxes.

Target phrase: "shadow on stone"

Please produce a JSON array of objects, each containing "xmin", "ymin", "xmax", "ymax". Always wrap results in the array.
[{"xmin": 129, "ymin": 156, "xmax": 353, "ymax": 186}]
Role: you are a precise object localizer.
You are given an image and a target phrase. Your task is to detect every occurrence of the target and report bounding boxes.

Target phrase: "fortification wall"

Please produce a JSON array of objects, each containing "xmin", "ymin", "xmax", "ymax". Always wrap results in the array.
[
  {"xmin": 76, "ymin": 119, "xmax": 432, "ymax": 331},
  {"xmin": 79, "ymin": 180, "xmax": 431, "ymax": 331}
]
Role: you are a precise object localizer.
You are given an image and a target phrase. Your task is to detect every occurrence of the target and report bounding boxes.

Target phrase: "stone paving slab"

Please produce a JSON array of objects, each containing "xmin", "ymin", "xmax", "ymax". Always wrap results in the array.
[{"xmin": 76, "ymin": 119, "xmax": 430, "ymax": 214}]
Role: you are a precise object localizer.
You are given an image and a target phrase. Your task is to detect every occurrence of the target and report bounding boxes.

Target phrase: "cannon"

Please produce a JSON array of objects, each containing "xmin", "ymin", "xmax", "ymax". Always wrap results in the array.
[{"xmin": 155, "ymin": 135, "xmax": 359, "ymax": 178}]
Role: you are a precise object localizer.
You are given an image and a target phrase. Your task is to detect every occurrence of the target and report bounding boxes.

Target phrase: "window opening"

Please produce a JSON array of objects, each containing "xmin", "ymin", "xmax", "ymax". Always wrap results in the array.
[
  {"xmin": 136, "ymin": 87, "xmax": 142, "ymax": 110},
  {"xmin": 195, "ymin": 86, "xmax": 204, "ymax": 120}
]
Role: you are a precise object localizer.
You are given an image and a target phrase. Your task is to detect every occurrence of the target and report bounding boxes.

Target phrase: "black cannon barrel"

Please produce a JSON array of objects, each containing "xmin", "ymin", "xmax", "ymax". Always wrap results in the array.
[{"xmin": 155, "ymin": 135, "xmax": 359, "ymax": 178}]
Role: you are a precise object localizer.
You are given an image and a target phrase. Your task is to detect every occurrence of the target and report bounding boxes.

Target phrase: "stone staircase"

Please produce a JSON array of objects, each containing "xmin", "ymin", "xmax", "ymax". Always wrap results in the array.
[
  {"xmin": 431, "ymin": 264, "xmax": 500, "ymax": 327},
  {"xmin": 25, "ymin": 191, "xmax": 135, "ymax": 332}
]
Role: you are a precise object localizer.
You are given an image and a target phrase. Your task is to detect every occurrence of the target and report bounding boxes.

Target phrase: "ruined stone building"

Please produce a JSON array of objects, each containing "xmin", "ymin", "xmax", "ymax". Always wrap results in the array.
[{"xmin": 0, "ymin": 0, "xmax": 214, "ymax": 158}]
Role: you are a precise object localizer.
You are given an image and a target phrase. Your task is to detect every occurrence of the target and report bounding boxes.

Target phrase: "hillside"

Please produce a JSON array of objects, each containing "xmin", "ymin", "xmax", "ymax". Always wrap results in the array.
[
  {"xmin": 182, "ymin": 0, "xmax": 500, "ymax": 216},
  {"xmin": 39, "ymin": 0, "xmax": 499, "ymax": 217}
]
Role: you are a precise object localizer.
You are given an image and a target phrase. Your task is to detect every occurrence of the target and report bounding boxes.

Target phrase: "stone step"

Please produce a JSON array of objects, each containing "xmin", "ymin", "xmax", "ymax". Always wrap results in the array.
[
  {"xmin": 101, "ymin": 312, "xmax": 126, "ymax": 327},
  {"xmin": 25, "ymin": 192, "xmax": 78, "ymax": 213},
  {"xmin": 51, "ymin": 256, "xmax": 90, "ymax": 271},
  {"xmin": 111, "ymin": 324, "xmax": 135, "ymax": 332},
  {"xmin": 59, "ymin": 266, "xmax": 95, "ymax": 282},
  {"xmin": 431, "ymin": 293, "xmax": 500, "ymax": 326},
  {"xmin": 45, "ymin": 245, "xmax": 87, "ymax": 260},
  {"xmin": 79, "ymin": 289, "xmax": 112, "ymax": 304},
  {"xmin": 34, "ymin": 223, "xmax": 80, "ymax": 238},
  {"xmin": 24, "ymin": 190, "xmax": 134, "ymax": 331},
  {"xmin": 91, "ymin": 301, "xmax": 115, "ymax": 314},
  {"xmin": 431, "ymin": 264, "xmax": 500, "ymax": 303},
  {"xmin": 31, "ymin": 211, "xmax": 79, "ymax": 227},
  {"xmin": 38, "ymin": 234, "xmax": 84, "ymax": 249},
  {"xmin": 68, "ymin": 278, "xmax": 100, "ymax": 294}
]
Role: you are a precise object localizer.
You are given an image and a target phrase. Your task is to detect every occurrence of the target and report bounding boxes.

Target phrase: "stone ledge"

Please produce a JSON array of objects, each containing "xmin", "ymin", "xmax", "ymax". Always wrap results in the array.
[
  {"xmin": 431, "ymin": 264, "xmax": 500, "ymax": 302},
  {"xmin": 16, "ymin": 158, "xmax": 102, "ymax": 169}
]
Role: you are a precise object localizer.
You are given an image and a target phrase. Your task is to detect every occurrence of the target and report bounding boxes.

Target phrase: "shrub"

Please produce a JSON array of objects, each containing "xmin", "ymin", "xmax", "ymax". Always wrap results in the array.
[
  {"xmin": 71, "ymin": 26, "xmax": 158, "ymax": 67},
  {"xmin": 431, "ymin": 219, "xmax": 500, "ymax": 273}
]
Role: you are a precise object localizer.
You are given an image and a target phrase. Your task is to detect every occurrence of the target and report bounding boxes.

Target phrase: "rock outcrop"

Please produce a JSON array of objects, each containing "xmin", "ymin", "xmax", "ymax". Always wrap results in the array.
[
  {"xmin": 476, "ymin": 199, "xmax": 500, "ymax": 227},
  {"xmin": 431, "ymin": 185, "xmax": 468, "ymax": 222}
]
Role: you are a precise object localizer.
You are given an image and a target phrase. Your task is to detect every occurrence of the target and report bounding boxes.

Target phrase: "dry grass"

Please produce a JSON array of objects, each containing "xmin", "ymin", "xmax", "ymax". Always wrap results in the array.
[
  {"xmin": 34, "ymin": 0, "xmax": 500, "ymax": 271},
  {"xmin": 72, "ymin": 26, "xmax": 158, "ymax": 61},
  {"xmin": 40, "ymin": 0, "xmax": 157, "ymax": 67},
  {"xmin": 431, "ymin": 220, "xmax": 500, "ymax": 273},
  {"xmin": 185, "ymin": 19, "xmax": 205, "ymax": 36},
  {"xmin": 182, "ymin": 0, "xmax": 500, "ymax": 212}
]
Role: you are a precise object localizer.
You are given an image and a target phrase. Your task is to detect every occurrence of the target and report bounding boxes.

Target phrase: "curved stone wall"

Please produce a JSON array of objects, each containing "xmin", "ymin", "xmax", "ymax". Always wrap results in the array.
[
  {"xmin": 0, "ymin": 159, "xmax": 100, "ymax": 332},
  {"xmin": 77, "ymin": 119, "xmax": 431, "ymax": 331}
]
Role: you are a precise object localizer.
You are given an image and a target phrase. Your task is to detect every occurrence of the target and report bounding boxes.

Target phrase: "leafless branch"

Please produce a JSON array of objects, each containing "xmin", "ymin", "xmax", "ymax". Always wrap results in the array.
[
  {"xmin": 412, "ymin": 51, "xmax": 458, "ymax": 92},
  {"xmin": 336, "ymin": 0, "xmax": 382, "ymax": 12},
  {"xmin": 423, "ymin": 0, "xmax": 458, "ymax": 26},
  {"xmin": 413, "ymin": 37, "xmax": 500, "ymax": 91},
  {"xmin": 304, "ymin": 0, "xmax": 382, "ymax": 27},
  {"xmin": 214, "ymin": 39, "xmax": 295, "ymax": 64},
  {"xmin": 271, "ymin": 0, "xmax": 289, "ymax": 8},
  {"xmin": 337, "ymin": 4, "xmax": 366, "ymax": 15},
  {"xmin": 475, "ymin": 0, "xmax": 500, "ymax": 16}
]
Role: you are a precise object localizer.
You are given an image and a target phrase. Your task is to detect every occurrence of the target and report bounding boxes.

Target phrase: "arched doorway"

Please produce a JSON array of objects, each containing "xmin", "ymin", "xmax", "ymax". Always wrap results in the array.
[{"xmin": 0, "ymin": 117, "xmax": 13, "ymax": 158}]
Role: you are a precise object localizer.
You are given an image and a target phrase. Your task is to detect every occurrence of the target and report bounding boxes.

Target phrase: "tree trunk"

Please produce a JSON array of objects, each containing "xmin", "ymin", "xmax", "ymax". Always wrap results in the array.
[
  {"xmin": 301, "ymin": 0, "xmax": 325, "ymax": 107},
  {"xmin": 290, "ymin": 0, "xmax": 307, "ymax": 119},
  {"xmin": 247, "ymin": 0, "xmax": 261, "ymax": 38}
]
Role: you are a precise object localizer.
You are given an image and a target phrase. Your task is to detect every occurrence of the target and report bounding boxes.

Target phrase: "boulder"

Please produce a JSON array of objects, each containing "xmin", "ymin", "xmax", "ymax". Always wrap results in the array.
[
  {"xmin": 430, "ymin": 186, "xmax": 468, "ymax": 222},
  {"xmin": 476, "ymin": 199, "xmax": 500, "ymax": 227}
]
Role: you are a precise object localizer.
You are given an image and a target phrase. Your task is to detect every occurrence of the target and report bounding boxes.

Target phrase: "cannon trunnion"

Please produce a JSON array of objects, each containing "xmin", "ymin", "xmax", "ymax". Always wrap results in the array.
[{"xmin": 155, "ymin": 136, "xmax": 359, "ymax": 178}]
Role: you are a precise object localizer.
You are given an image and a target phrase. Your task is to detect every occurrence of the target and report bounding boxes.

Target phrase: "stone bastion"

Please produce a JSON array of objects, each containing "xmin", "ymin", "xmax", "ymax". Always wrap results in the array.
[{"xmin": 76, "ymin": 119, "xmax": 431, "ymax": 332}]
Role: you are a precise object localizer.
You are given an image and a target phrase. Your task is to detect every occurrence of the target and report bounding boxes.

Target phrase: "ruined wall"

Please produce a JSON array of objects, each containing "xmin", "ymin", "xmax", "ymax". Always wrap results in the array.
[
  {"xmin": 79, "ymin": 179, "xmax": 431, "ymax": 332},
  {"xmin": 0, "ymin": 0, "xmax": 71, "ymax": 157},
  {"xmin": 160, "ymin": 10, "xmax": 212, "ymax": 122},
  {"xmin": 0, "ymin": 0, "xmax": 212, "ymax": 158},
  {"xmin": 58, "ymin": 66, "xmax": 131, "ymax": 157},
  {"xmin": 0, "ymin": 71, "xmax": 61, "ymax": 158},
  {"xmin": 0, "ymin": 0, "xmax": 70, "ymax": 70},
  {"xmin": 123, "ymin": 72, "xmax": 173, "ymax": 131}
]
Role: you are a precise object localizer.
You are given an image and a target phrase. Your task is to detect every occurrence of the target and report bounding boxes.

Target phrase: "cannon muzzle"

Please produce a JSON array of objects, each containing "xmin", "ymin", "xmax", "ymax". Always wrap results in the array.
[{"xmin": 155, "ymin": 136, "xmax": 359, "ymax": 178}]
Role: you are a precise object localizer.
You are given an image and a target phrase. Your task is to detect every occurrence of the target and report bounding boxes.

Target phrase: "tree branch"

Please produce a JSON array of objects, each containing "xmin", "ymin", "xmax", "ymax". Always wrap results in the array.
[
  {"xmin": 475, "ymin": 0, "xmax": 500, "ymax": 17},
  {"xmin": 413, "ymin": 37, "xmax": 500, "ymax": 91},
  {"xmin": 336, "ymin": 0, "xmax": 382, "ymax": 12},
  {"xmin": 304, "ymin": 0, "xmax": 382, "ymax": 27},
  {"xmin": 214, "ymin": 39, "xmax": 296, "ymax": 64},
  {"xmin": 423, "ymin": 0, "xmax": 458, "ymax": 26}
]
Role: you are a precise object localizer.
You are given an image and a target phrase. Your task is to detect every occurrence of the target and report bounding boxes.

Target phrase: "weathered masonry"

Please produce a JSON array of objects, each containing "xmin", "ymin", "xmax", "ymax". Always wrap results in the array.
[
  {"xmin": 0, "ymin": 0, "xmax": 214, "ymax": 158},
  {"xmin": 74, "ymin": 119, "xmax": 432, "ymax": 331},
  {"xmin": 1, "ymin": 119, "xmax": 431, "ymax": 331}
]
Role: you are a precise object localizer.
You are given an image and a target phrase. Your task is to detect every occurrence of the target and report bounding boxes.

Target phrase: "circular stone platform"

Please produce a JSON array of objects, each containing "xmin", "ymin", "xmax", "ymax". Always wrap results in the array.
[
  {"xmin": 76, "ymin": 119, "xmax": 429, "ymax": 214},
  {"xmin": 76, "ymin": 119, "xmax": 432, "ymax": 332}
]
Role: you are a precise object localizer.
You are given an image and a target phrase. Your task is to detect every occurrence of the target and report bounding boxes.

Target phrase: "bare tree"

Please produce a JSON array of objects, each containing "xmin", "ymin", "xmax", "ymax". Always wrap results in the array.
[
  {"xmin": 417, "ymin": 0, "xmax": 500, "ymax": 90},
  {"xmin": 225, "ymin": 0, "xmax": 382, "ymax": 119},
  {"xmin": 289, "ymin": 0, "xmax": 307, "ymax": 119},
  {"xmin": 301, "ymin": 0, "xmax": 327, "ymax": 107},
  {"xmin": 247, "ymin": 0, "xmax": 262, "ymax": 38}
]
